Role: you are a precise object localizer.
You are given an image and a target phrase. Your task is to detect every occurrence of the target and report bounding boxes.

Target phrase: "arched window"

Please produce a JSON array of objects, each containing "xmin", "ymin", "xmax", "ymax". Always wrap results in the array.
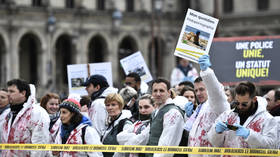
[
  {"xmin": 97, "ymin": 0, "xmax": 105, "ymax": 10},
  {"xmin": 118, "ymin": 36, "xmax": 138, "ymax": 85},
  {"xmin": 66, "ymin": 0, "xmax": 75, "ymax": 8},
  {"xmin": 19, "ymin": 33, "xmax": 42, "ymax": 84},
  {"xmin": 88, "ymin": 35, "xmax": 107, "ymax": 63},
  {"xmin": 0, "ymin": 0, "xmax": 7, "ymax": 5},
  {"xmin": 55, "ymin": 34, "xmax": 73, "ymax": 88},
  {"xmin": 223, "ymin": 0, "xmax": 233, "ymax": 13},
  {"xmin": 32, "ymin": 0, "xmax": 42, "ymax": 7},
  {"xmin": 126, "ymin": 0, "xmax": 134, "ymax": 12},
  {"xmin": 0, "ymin": 36, "xmax": 6, "ymax": 86},
  {"xmin": 180, "ymin": 0, "xmax": 191, "ymax": 14},
  {"xmin": 257, "ymin": 0, "xmax": 269, "ymax": 11}
]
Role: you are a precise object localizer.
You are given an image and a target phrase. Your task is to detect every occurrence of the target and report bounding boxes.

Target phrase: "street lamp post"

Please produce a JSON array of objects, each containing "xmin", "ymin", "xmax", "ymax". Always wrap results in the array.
[
  {"xmin": 151, "ymin": 0, "xmax": 163, "ymax": 78},
  {"xmin": 112, "ymin": 9, "xmax": 123, "ymax": 34},
  {"xmin": 47, "ymin": 15, "xmax": 56, "ymax": 34},
  {"xmin": 46, "ymin": 14, "xmax": 56, "ymax": 90}
]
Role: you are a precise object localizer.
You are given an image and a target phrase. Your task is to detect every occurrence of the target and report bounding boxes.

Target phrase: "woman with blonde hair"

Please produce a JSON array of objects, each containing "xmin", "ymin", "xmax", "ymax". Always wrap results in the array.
[{"xmin": 101, "ymin": 93, "xmax": 133, "ymax": 157}]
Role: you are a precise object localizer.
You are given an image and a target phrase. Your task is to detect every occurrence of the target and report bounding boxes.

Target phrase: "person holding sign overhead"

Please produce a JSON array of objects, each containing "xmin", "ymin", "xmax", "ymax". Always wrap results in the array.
[{"xmin": 187, "ymin": 55, "xmax": 230, "ymax": 157}]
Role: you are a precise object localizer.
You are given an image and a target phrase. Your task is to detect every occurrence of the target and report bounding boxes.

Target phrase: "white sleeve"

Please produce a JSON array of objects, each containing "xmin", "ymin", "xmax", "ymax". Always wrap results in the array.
[
  {"xmin": 207, "ymin": 112, "xmax": 228, "ymax": 147},
  {"xmin": 30, "ymin": 107, "xmax": 50, "ymax": 157},
  {"xmin": 85, "ymin": 127, "xmax": 104, "ymax": 157},
  {"xmin": 117, "ymin": 124, "xmax": 135, "ymax": 145},
  {"xmin": 246, "ymin": 116, "xmax": 278, "ymax": 149},
  {"xmin": 125, "ymin": 125, "xmax": 150, "ymax": 145},
  {"xmin": 90, "ymin": 100, "xmax": 107, "ymax": 136},
  {"xmin": 200, "ymin": 68, "xmax": 230, "ymax": 115},
  {"xmin": 119, "ymin": 123, "xmax": 150, "ymax": 146},
  {"xmin": 155, "ymin": 109, "xmax": 184, "ymax": 157}
]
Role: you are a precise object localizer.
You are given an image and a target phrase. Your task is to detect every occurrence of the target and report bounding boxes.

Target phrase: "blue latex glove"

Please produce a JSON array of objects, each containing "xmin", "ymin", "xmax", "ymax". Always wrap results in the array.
[
  {"xmin": 184, "ymin": 102, "xmax": 194, "ymax": 117},
  {"xmin": 198, "ymin": 55, "xmax": 211, "ymax": 71},
  {"xmin": 215, "ymin": 121, "xmax": 229, "ymax": 133},
  {"xmin": 233, "ymin": 124, "xmax": 250, "ymax": 139}
]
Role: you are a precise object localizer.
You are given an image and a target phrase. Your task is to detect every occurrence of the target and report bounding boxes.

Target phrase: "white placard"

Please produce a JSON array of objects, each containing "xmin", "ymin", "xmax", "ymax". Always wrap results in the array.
[
  {"xmin": 89, "ymin": 62, "xmax": 113, "ymax": 87},
  {"xmin": 174, "ymin": 9, "xmax": 219, "ymax": 63},
  {"xmin": 67, "ymin": 62, "xmax": 113, "ymax": 96},
  {"xmin": 120, "ymin": 51, "xmax": 153, "ymax": 83}
]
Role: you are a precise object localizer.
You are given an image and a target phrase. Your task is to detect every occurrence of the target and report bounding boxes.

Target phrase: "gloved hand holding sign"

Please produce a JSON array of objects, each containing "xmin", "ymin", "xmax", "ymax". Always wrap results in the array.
[{"xmin": 198, "ymin": 55, "xmax": 211, "ymax": 71}]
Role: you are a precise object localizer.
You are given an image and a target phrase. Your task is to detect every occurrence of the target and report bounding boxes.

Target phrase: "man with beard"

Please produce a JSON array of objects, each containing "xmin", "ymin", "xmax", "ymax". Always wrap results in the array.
[{"xmin": 208, "ymin": 81, "xmax": 278, "ymax": 155}]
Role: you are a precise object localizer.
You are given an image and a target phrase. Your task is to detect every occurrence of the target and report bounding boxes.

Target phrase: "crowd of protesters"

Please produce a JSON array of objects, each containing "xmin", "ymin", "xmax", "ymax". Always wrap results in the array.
[{"xmin": 0, "ymin": 55, "xmax": 279, "ymax": 157}]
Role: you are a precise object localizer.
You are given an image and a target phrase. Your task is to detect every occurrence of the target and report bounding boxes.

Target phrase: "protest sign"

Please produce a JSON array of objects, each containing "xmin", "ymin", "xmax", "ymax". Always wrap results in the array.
[
  {"xmin": 174, "ymin": 9, "xmax": 219, "ymax": 63},
  {"xmin": 210, "ymin": 36, "xmax": 280, "ymax": 85},
  {"xmin": 120, "ymin": 51, "xmax": 153, "ymax": 83},
  {"xmin": 67, "ymin": 62, "xmax": 113, "ymax": 95}
]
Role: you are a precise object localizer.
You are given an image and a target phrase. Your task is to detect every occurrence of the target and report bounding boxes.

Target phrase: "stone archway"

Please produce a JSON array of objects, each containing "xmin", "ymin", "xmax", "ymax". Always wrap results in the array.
[
  {"xmin": 0, "ymin": 35, "xmax": 6, "ymax": 86},
  {"xmin": 88, "ymin": 35, "xmax": 108, "ymax": 63},
  {"xmin": 148, "ymin": 37, "xmax": 165, "ymax": 78},
  {"xmin": 55, "ymin": 34, "xmax": 73, "ymax": 94},
  {"xmin": 118, "ymin": 36, "xmax": 138, "ymax": 86},
  {"xmin": 18, "ymin": 33, "xmax": 42, "ymax": 84}
]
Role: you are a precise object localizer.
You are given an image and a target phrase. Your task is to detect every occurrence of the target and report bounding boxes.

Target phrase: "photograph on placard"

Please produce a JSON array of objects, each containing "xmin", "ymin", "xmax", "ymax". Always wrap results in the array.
[{"xmin": 181, "ymin": 25, "xmax": 210, "ymax": 51}]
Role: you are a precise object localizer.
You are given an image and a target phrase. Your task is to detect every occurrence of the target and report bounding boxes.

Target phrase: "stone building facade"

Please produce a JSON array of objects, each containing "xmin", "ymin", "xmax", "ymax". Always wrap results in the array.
[{"xmin": 0, "ymin": 0, "xmax": 279, "ymax": 96}]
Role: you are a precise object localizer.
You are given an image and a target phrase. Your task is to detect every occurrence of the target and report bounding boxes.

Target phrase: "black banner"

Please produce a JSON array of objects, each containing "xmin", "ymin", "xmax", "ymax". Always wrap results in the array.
[{"xmin": 210, "ymin": 36, "xmax": 280, "ymax": 85}]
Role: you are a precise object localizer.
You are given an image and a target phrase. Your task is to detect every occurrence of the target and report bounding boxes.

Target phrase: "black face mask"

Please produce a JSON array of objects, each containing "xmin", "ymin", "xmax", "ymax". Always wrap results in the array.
[{"xmin": 139, "ymin": 113, "xmax": 151, "ymax": 121}]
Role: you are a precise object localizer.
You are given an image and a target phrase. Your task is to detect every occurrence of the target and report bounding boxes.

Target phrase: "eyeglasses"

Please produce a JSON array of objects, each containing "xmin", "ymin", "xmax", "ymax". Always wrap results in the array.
[{"xmin": 232, "ymin": 101, "xmax": 249, "ymax": 107}]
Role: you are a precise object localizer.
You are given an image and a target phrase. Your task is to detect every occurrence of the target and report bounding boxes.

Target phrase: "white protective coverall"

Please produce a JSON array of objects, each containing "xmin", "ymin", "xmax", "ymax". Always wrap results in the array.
[
  {"xmin": 188, "ymin": 68, "xmax": 230, "ymax": 157},
  {"xmin": 102, "ymin": 112, "xmax": 133, "ymax": 157},
  {"xmin": 170, "ymin": 66, "xmax": 198, "ymax": 87},
  {"xmin": 49, "ymin": 118, "xmax": 61, "ymax": 143},
  {"xmin": 55, "ymin": 123, "xmax": 103, "ymax": 157},
  {"xmin": 117, "ymin": 119, "xmax": 150, "ymax": 157},
  {"xmin": 89, "ymin": 86, "xmax": 118, "ymax": 136},
  {"xmin": 207, "ymin": 97, "xmax": 278, "ymax": 157},
  {"xmin": 1, "ymin": 94, "xmax": 50, "ymax": 157},
  {"xmin": 151, "ymin": 98, "xmax": 185, "ymax": 157},
  {"xmin": 276, "ymin": 117, "xmax": 280, "ymax": 149}
]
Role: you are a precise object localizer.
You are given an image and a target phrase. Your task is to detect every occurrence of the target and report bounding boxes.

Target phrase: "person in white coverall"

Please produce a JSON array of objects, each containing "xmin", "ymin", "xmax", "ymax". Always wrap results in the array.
[
  {"xmin": 170, "ymin": 58, "xmax": 198, "ymax": 87},
  {"xmin": 101, "ymin": 93, "xmax": 133, "ymax": 157},
  {"xmin": 117, "ymin": 94, "xmax": 155, "ymax": 157},
  {"xmin": 40, "ymin": 92, "xmax": 61, "ymax": 143},
  {"xmin": 208, "ymin": 81, "xmax": 278, "ymax": 157},
  {"xmin": 54, "ymin": 98, "xmax": 103, "ymax": 157},
  {"xmin": 186, "ymin": 55, "xmax": 230, "ymax": 157},
  {"xmin": 82, "ymin": 74, "xmax": 118, "ymax": 136},
  {"xmin": 146, "ymin": 78, "xmax": 185, "ymax": 157},
  {"xmin": 1, "ymin": 79, "xmax": 50, "ymax": 157}
]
